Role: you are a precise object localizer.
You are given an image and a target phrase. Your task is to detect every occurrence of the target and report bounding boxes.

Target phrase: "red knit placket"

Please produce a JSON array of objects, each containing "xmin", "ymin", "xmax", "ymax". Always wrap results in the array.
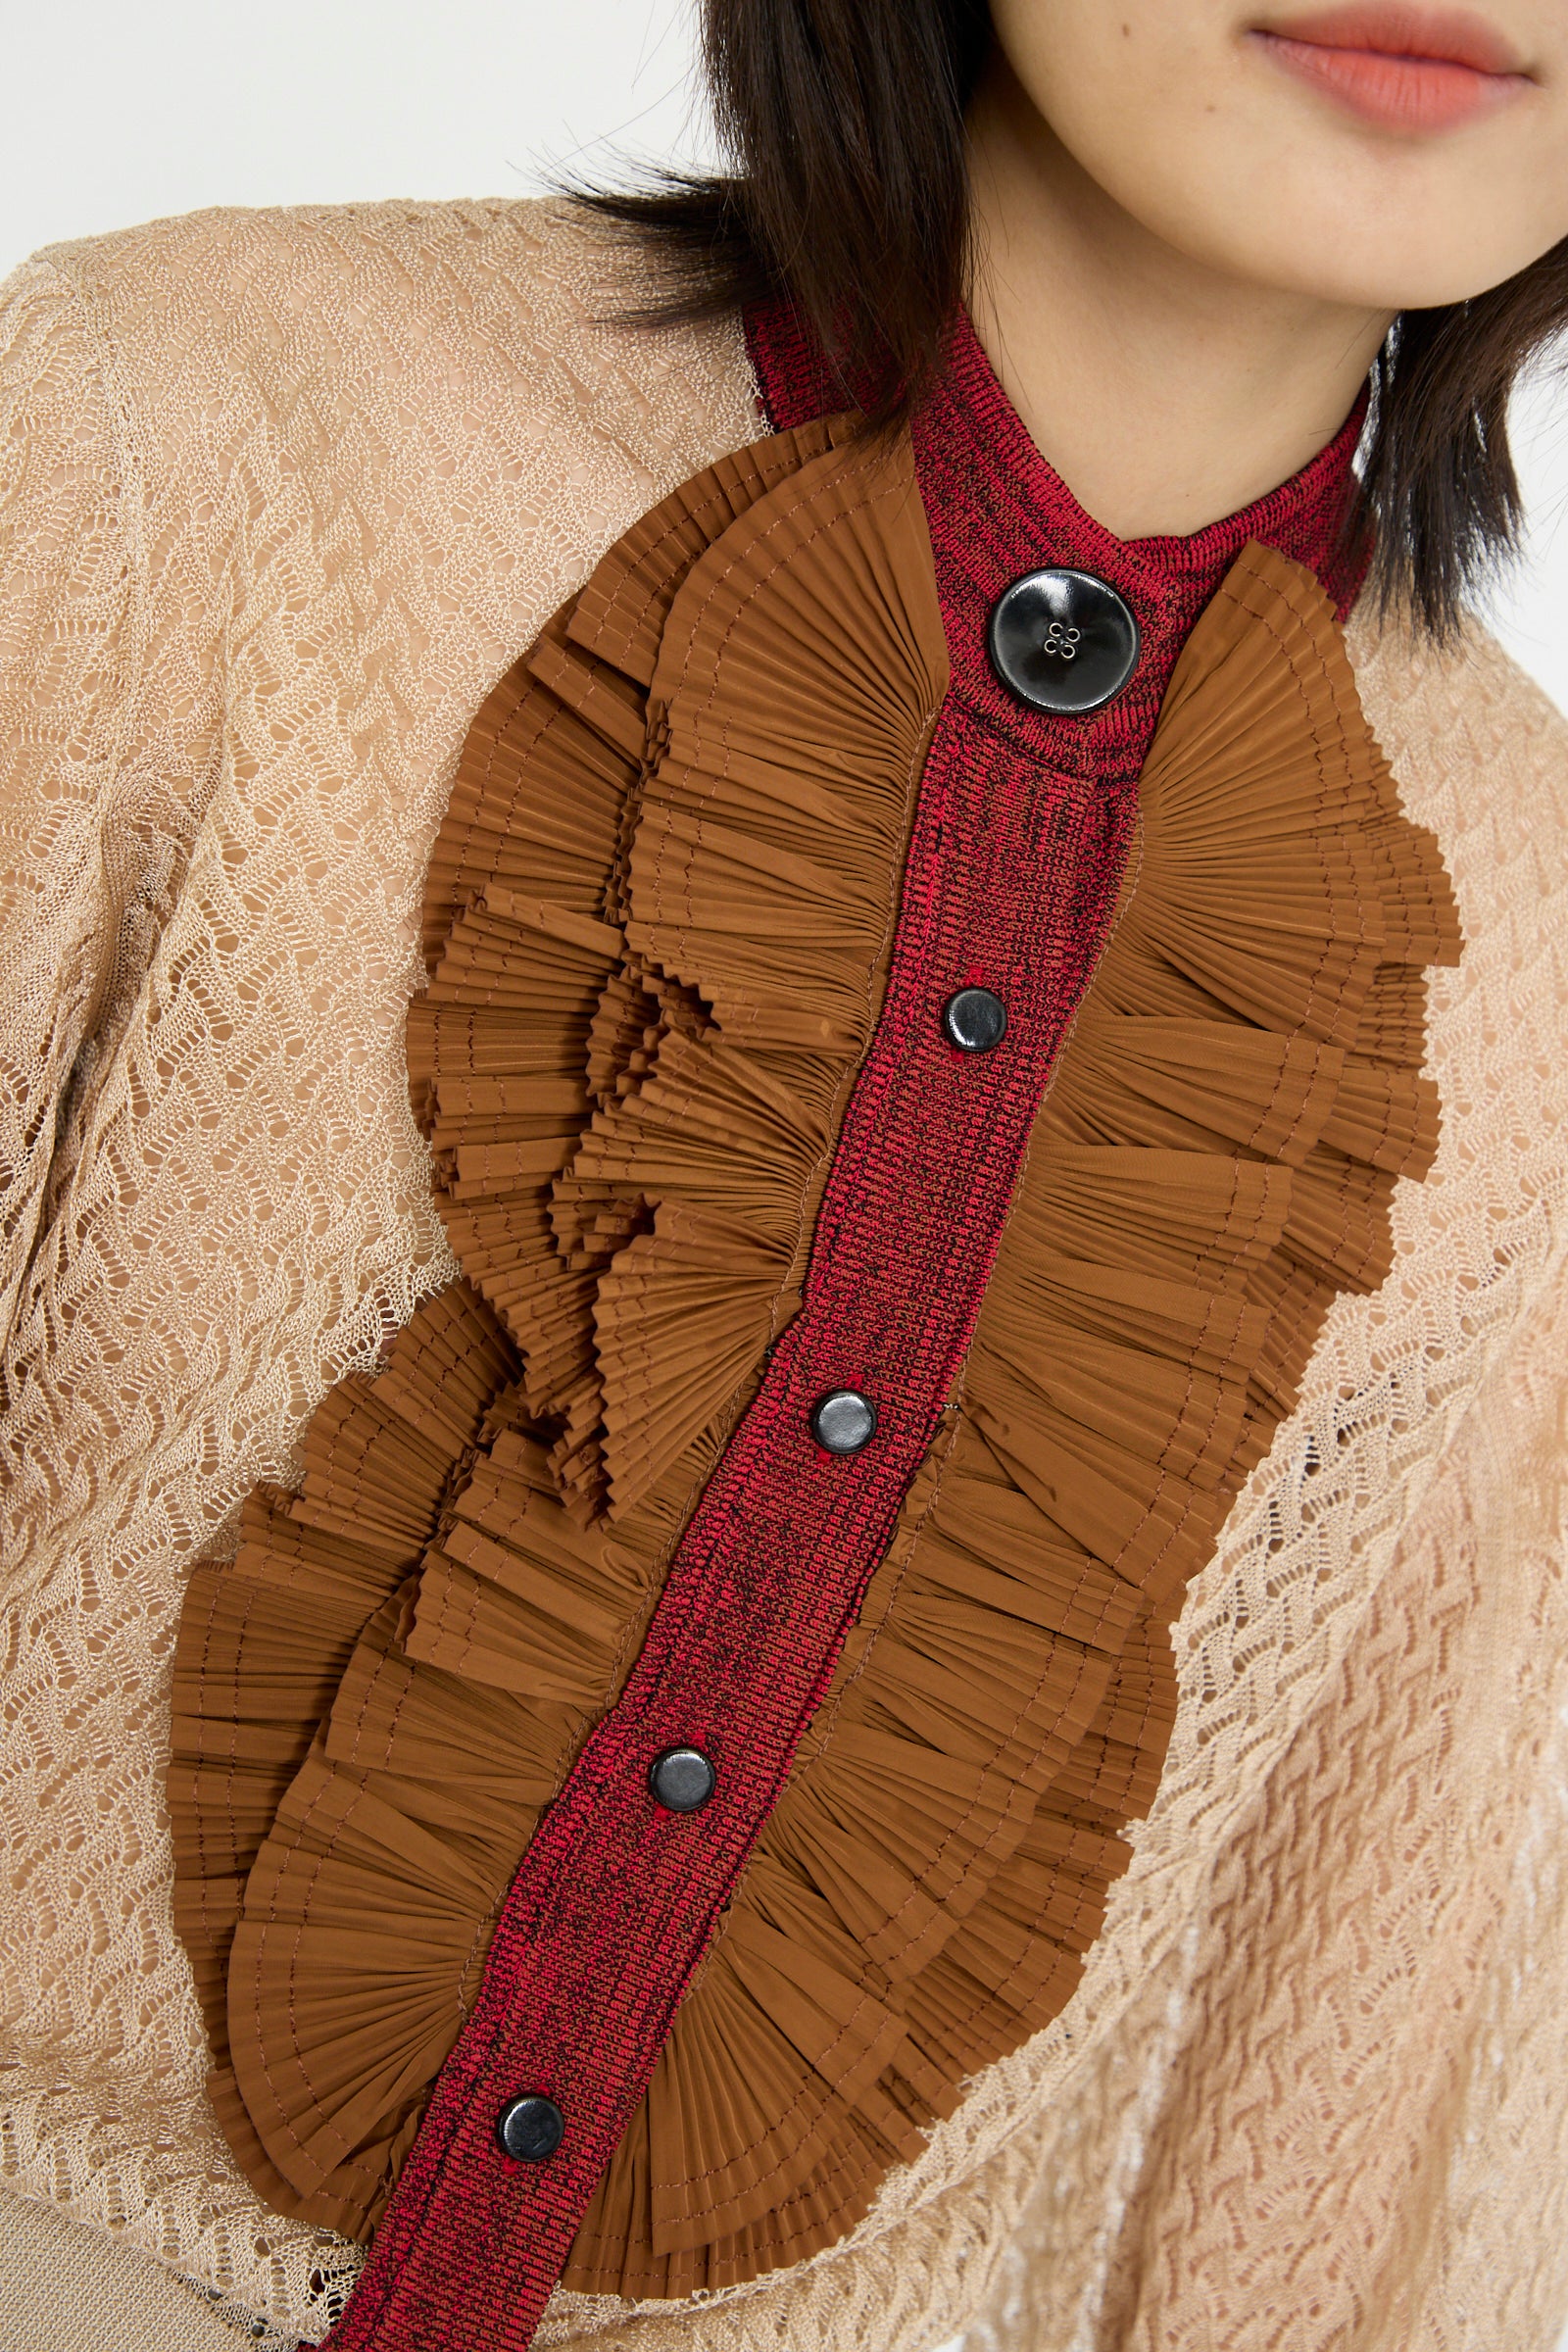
[{"xmin": 322, "ymin": 307, "xmax": 1367, "ymax": 2352}]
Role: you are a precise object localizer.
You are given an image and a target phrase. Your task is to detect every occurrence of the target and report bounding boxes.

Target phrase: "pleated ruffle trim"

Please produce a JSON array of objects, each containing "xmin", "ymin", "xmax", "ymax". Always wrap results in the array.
[{"xmin": 168, "ymin": 421, "xmax": 1459, "ymax": 2296}]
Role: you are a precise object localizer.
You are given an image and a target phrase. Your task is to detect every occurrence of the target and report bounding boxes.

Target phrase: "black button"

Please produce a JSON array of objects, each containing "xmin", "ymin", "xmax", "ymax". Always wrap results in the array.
[
  {"xmin": 650, "ymin": 1745, "xmax": 716, "ymax": 1812},
  {"xmin": 942, "ymin": 987, "xmax": 1007, "ymax": 1054},
  {"xmin": 496, "ymin": 2094, "xmax": 564, "ymax": 2163},
  {"xmin": 987, "ymin": 567, "xmax": 1140, "ymax": 715},
  {"xmin": 809, "ymin": 1389, "xmax": 877, "ymax": 1454}
]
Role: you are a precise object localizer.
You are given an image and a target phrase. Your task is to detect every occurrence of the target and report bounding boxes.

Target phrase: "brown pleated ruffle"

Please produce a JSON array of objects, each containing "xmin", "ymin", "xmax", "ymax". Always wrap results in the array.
[
  {"xmin": 168, "ymin": 418, "xmax": 1459, "ymax": 2293},
  {"xmin": 167, "ymin": 1278, "xmax": 524, "ymax": 2221}
]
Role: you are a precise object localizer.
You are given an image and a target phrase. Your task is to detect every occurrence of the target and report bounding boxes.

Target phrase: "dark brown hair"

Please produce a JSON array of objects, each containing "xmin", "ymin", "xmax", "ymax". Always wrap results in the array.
[{"xmin": 585, "ymin": 0, "xmax": 1568, "ymax": 636}]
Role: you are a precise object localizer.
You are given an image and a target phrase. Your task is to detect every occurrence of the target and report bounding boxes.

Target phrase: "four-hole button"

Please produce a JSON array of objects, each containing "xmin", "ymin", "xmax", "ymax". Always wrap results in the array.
[{"xmin": 988, "ymin": 566, "xmax": 1140, "ymax": 715}]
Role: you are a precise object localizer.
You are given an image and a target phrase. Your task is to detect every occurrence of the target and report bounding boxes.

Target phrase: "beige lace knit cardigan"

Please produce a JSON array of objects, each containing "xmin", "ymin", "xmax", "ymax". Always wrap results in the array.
[{"xmin": 2, "ymin": 196, "xmax": 1568, "ymax": 2352}]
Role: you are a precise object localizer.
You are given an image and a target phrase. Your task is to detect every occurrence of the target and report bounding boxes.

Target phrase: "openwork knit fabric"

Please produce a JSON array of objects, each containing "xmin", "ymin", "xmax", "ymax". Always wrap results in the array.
[{"xmin": 2, "ymin": 199, "xmax": 1568, "ymax": 2352}]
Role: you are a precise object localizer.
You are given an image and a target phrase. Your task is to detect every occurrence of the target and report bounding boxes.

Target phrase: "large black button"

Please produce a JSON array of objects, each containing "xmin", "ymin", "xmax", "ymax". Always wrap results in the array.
[
  {"xmin": 497, "ymin": 2094, "xmax": 564, "ymax": 2163},
  {"xmin": 650, "ymin": 1745, "xmax": 716, "ymax": 1812},
  {"xmin": 809, "ymin": 1389, "xmax": 877, "ymax": 1455},
  {"xmin": 988, "ymin": 567, "xmax": 1140, "ymax": 715},
  {"xmin": 942, "ymin": 987, "xmax": 1007, "ymax": 1054}
]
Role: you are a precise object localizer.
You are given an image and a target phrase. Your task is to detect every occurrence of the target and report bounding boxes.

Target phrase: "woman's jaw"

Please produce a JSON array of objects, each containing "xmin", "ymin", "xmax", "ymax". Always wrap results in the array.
[
  {"xmin": 963, "ymin": 0, "xmax": 1568, "ymax": 538},
  {"xmin": 979, "ymin": 0, "xmax": 1567, "ymax": 314}
]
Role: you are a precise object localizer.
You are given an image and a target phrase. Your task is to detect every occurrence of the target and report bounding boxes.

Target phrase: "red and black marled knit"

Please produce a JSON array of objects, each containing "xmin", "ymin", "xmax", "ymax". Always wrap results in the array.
[{"xmin": 324, "ymin": 307, "xmax": 1367, "ymax": 2352}]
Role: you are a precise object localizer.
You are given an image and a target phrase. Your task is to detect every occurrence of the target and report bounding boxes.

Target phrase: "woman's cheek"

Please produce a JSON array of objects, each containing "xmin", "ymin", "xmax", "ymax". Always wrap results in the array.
[{"xmin": 985, "ymin": 0, "xmax": 1568, "ymax": 310}]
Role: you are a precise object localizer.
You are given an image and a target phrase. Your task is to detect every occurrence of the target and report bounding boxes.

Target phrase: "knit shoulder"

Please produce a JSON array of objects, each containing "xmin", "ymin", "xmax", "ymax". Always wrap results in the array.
[
  {"xmin": 33, "ymin": 196, "xmax": 760, "ymax": 549},
  {"xmin": 1348, "ymin": 602, "xmax": 1568, "ymax": 864}
]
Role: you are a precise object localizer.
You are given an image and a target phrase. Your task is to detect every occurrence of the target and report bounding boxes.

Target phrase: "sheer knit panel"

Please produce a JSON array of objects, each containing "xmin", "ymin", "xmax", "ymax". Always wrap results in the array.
[
  {"xmin": 0, "ymin": 200, "xmax": 760, "ymax": 2339},
  {"xmin": 0, "ymin": 2183, "xmax": 254, "ymax": 2352}
]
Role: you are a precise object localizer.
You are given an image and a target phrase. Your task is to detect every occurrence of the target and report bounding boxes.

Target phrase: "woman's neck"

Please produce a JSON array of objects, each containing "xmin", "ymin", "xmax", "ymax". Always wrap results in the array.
[{"xmin": 964, "ymin": 53, "xmax": 1393, "ymax": 539}]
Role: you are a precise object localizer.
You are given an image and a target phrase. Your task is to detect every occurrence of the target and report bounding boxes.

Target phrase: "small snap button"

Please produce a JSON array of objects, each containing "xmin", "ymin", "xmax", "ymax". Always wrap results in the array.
[
  {"xmin": 809, "ymin": 1389, "xmax": 877, "ymax": 1455},
  {"xmin": 496, "ymin": 2094, "xmax": 564, "ymax": 2163},
  {"xmin": 988, "ymin": 567, "xmax": 1140, "ymax": 715},
  {"xmin": 942, "ymin": 987, "xmax": 1007, "ymax": 1054},
  {"xmin": 649, "ymin": 1746, "xmax": 717, "ymax": 1812}
]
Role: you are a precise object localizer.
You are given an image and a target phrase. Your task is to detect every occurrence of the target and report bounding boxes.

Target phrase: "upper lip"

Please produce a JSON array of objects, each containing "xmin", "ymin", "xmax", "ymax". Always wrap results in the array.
[{"xmin": 1253, "ymin": 4, "xmax": 1532, "ymax": 76}]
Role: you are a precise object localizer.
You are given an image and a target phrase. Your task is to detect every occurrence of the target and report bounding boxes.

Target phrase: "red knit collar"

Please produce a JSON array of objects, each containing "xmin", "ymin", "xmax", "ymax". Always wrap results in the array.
[
  {"xmin": 745, "ymin": 299, "xmax": 1371, "ymax": 627},
  {"xmin": 746, "ymin": 298, "xmax": 1371, "ymax": 794}
]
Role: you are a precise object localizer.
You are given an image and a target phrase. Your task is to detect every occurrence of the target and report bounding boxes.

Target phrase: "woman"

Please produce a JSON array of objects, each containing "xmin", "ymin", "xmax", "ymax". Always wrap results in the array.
[{"xmin": 3, "ymin": 4, "xmax": 1568, "ymax": 2347}]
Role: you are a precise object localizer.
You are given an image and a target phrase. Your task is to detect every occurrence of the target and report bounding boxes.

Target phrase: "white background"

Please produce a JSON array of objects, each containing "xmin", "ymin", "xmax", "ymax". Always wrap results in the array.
[
  {"xmin": 2, "ymin": 0, "xmax": 1565, "ymax": 709},
  {"xmin": 0, "ymin": 8, "xmax": 1564, "ymax": 2344}
]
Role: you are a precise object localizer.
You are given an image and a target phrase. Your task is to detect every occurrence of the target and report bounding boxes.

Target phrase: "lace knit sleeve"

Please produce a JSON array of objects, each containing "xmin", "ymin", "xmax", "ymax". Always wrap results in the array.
[{"xmin": 0, "ymin": 258, "xmax": 136, "ymax": 1348}]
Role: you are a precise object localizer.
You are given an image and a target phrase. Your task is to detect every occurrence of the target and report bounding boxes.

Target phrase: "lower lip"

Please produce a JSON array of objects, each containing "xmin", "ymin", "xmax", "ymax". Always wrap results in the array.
[{"xmin": 1252, "ymin": 30, "xmax": 1529, "ymax": 129}]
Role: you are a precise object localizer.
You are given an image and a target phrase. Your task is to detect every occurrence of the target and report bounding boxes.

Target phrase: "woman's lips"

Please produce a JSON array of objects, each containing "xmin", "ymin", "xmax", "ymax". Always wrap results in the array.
[{"xmin": 1251, "ymin": 5, "xmax": 1534, "ymax": 130}]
